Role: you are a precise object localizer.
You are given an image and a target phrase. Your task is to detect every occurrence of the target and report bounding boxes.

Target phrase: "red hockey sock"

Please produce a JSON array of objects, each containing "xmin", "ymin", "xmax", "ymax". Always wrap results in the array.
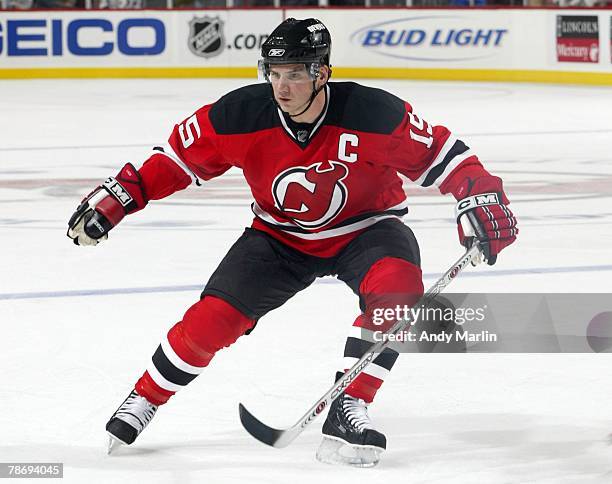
[
  {"xmin": 136, "ymin": 296, "xmax": 255, "ymax": 405},
  {"xmin": 342, "ymin": 257, "xmax": 424, "ymax": 403}
]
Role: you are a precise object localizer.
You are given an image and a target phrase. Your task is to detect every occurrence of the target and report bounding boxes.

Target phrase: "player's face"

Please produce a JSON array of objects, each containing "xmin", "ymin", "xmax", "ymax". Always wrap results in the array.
[{"xmin": 268, "ymin": 64, "xmax": 318, "ymax": 116}]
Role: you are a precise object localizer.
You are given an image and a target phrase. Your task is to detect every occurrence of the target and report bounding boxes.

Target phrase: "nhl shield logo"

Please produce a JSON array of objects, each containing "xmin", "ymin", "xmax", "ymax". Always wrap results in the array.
[{"xmin": 188, "ymin": 16, "xmax": 225, "ymax": 58}]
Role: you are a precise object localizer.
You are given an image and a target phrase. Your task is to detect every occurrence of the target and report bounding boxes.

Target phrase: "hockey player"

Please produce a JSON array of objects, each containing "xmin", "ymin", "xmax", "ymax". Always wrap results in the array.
[{"xmin": 67, "ymin": 18, "xmax": 517, "ymax": 467}]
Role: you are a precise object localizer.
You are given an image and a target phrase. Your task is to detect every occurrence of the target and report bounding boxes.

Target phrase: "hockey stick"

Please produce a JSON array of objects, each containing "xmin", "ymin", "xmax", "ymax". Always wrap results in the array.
[{"xmin": 239, "ymin": 242, "xmax": 482, "ymax": 448}]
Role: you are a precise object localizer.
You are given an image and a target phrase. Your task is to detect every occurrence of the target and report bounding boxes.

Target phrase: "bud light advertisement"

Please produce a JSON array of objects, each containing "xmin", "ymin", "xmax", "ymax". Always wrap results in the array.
[{"xmin": 350, "ymin": 16, "xmax": 509, "ymax": 62}]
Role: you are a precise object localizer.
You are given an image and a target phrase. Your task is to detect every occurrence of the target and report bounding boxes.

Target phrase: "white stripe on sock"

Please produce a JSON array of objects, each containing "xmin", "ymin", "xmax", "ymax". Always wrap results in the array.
[
  {"xmin": 342, "ymin": 356, "xmax": 390, "ymax": 381},
  {"xmin": 146, "ymin": 363, "xmax": 183, "ymax": 392},
  {"xmin": 161, "ymin": 337, "xmax": 206, "ymax": 376}
]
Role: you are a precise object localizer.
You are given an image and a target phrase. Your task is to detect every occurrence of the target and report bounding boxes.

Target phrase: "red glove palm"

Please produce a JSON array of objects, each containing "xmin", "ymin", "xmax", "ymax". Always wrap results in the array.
[{"xmin": 454, "ymin": 176, "xmax": 518, "ymax": 265}]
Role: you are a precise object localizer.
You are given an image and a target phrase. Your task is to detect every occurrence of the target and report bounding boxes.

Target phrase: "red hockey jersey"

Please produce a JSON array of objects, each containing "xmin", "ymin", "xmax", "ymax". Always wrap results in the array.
[{"xmin": 137, "ymin": 81, "xmax": 488, "ymax": 257}]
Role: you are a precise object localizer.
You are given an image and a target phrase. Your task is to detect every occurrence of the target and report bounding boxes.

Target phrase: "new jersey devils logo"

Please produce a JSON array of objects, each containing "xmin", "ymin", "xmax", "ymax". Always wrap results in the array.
[{"xmin": 272, "ymin": 161, "xmax": 349, "ymax": 229}]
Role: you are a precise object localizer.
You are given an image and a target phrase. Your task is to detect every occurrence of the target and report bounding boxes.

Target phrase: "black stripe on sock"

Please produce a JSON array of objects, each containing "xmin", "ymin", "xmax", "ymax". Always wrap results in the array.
[
  {"xmin": 344, "ymin": 337, "xmax": 399, "ymax": 371},
  {"xmin": 152, "ymin": 345, "xmax": 199, "ymax": 387}
]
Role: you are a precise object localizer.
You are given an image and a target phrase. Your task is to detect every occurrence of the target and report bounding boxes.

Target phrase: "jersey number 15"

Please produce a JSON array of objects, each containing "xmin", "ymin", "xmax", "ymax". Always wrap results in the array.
[
  {"xmin": 179, "ymin": 115, "xmax": 202, "ymax": 149},
  {"xmin": 408, "ymin": 112, "xmax": 433, "ymax": 149}
]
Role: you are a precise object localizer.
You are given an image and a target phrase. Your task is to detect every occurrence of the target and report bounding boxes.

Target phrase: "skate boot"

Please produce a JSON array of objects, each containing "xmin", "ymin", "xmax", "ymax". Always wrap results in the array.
[
  {"xmin": 316, "ymin": 392, "xmax": 386, "ymax": 467},
  {"xmin": 105, "ymin": 390, "xmax": 158, "ymax": 454}
]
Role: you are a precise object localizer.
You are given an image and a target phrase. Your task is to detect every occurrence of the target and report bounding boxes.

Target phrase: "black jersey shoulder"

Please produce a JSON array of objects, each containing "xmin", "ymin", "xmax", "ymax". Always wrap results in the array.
[
  {"xmin": 208, "ymin": 83, "xmax": 280, "ymax": 135},
  {"xmin": 326, "ymin": 82, "xmax": 406, "ymax": 134}
]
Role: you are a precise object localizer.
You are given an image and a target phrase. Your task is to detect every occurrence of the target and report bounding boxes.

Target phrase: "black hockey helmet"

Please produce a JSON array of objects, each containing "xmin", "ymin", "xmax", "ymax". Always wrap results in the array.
[{"xmin": 259, "ymin": 18, "xmax": 332, "ymax": 81}]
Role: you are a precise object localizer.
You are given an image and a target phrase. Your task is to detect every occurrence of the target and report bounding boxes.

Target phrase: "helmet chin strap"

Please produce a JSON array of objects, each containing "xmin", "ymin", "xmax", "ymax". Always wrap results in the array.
[{"xmin": 287, "ymin": 80, "xmax": 326, "ymax": 119}]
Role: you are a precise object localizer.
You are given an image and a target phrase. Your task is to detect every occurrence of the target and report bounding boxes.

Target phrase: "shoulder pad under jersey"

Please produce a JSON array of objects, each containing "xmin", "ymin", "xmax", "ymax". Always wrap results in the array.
[
  {"xmin": 209, "ymin": 83, "xmax": 279, "ymax": 135},
  {"xmin": 327, "ymin": 82, "xmax": 406, "ymax": 135}
]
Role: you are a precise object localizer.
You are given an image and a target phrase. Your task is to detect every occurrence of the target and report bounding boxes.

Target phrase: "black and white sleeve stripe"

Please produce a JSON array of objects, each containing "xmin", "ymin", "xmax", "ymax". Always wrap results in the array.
[{"xmin": 414, "ymin": 135, "xmax": 474, "ymax": 188}]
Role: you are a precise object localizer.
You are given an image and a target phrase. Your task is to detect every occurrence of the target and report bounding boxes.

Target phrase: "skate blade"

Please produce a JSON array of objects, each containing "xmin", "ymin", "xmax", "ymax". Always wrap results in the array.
[
  {"xmin": 315, "ymin": 436, "xmax": 383, "ymax": 468},
  {"xmin": 107, "ymin": 434, "xmax": 126, "ymax": 455}
]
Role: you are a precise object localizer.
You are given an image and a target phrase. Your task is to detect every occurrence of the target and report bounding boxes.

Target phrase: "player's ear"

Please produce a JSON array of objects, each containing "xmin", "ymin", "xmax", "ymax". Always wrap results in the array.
[{"xmin": 318, "ymin": 65, "xmax": 330, "ymax": 84}]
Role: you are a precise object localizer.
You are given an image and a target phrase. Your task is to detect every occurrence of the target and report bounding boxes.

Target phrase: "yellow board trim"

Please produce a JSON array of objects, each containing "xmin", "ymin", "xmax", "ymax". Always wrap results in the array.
[
  {"xmin": 0, "ymin": 66, "xmax": 611, "ymax": 85},
  {"xmin": 0, "ymin": 67, "xmax": 258, "ymax": 79},
  {"xmin": 335, "ymin": 67, "xmax": 612, "ymax": 86}
]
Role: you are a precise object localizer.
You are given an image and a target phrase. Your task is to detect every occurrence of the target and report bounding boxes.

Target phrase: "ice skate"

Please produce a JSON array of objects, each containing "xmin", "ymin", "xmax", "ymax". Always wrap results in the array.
[
  {"xmin": 105, "ymin": 390, "xmax": 158, "ymax": 454},
  {"xmin": 316, "ymin": 393, "xmax": 386, "ymax": 468}
]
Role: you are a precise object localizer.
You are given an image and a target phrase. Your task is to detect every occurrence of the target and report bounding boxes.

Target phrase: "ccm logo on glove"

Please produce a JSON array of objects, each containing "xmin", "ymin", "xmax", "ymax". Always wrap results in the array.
[
  {"xmin": 456, "ymin": 193, "xmax": 500, "ymax": 213},
  {"xmin": 103, "ymin": 177, "xmax": 134, "ymax": 207}
]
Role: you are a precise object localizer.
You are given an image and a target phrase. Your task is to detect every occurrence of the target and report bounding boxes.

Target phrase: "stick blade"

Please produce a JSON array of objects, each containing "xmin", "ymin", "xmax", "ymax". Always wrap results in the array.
[{"xmin": 239, "ymin": 403, "xmax": 295, "ymax": 448}]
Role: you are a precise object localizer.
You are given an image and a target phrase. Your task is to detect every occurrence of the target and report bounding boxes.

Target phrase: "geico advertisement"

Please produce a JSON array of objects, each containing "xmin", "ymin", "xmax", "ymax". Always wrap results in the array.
[{"xmin": 0, "ymin": 10, "xmax": 280, "ymax": 67}]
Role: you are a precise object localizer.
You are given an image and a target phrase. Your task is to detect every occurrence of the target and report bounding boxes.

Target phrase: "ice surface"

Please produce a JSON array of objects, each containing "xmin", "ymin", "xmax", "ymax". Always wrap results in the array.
[{"xmin": 1, "ymin": 78, "xmax": 612, "ymax": 483}]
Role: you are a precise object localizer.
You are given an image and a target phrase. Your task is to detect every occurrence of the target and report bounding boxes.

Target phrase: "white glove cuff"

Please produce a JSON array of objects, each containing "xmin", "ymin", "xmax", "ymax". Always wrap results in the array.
[{"xmin": 454, "ymin": 192, "xmax": 500, "ymax": 222}]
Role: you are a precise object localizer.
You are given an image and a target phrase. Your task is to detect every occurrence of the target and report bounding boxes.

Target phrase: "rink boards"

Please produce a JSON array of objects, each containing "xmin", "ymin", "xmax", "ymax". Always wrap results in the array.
[{"xmin": 0, "ymin": 8, "xmax": 611, "ymax": 84}]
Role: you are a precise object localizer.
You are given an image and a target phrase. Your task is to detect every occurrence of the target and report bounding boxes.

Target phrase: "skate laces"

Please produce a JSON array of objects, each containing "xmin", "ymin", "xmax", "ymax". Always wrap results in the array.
[
  {"xmin": 114, "ymin": 391, "xmax": 158, "ymax": 433},
  {"xmin": 342, "ymin": 395, "xmax": 374, "ymax": 432}
]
